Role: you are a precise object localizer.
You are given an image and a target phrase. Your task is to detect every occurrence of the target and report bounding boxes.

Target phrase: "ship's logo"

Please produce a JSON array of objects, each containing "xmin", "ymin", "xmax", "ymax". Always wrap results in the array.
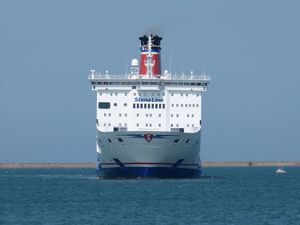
[{"xmin": 144, "ymin": 133, "xmax": 153, "ymax": 142}]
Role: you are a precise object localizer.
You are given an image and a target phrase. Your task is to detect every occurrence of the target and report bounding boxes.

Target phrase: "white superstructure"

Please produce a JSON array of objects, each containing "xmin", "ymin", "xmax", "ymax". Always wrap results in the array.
[{"xmin": 88, "ymin": 34, "xmax": 210, "ymax": 178}]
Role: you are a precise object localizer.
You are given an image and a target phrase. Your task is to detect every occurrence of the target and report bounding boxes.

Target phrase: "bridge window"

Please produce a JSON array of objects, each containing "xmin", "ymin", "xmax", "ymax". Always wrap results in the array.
[{"xmin": 98, "ymin": 102, "xmax": 110, "ymax": 109}]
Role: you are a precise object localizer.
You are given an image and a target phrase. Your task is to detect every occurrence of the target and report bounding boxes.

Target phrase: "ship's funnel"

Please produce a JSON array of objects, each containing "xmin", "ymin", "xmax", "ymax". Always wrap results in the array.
[{"xmin": 139, "ymin": 34, "xmax": 162, "ymax": 77}]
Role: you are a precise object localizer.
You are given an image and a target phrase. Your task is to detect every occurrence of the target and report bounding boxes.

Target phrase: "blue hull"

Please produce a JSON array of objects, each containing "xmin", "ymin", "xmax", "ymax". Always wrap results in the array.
[{"xmin": 96, "ymin": 167, "xmax": 202, "ymax": 179}]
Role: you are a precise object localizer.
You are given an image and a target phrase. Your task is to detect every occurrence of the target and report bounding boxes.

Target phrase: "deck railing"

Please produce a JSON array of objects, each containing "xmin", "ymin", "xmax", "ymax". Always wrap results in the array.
[{"xmin": 88, "ymin": 72, "xmax": 210, "ymax": 81}]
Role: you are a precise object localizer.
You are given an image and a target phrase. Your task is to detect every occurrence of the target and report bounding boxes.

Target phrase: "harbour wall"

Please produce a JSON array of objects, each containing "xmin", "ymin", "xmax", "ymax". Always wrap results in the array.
[{"xmin": 0, "ymin": 162, "xmax": 300, "ymax": 169}]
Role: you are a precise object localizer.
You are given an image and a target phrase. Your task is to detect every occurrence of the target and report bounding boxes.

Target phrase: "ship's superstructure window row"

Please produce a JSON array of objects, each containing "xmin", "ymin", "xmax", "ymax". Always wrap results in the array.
[{"xmin": 133, "ymin": 103, "xmax": 165, "ymax": 109}]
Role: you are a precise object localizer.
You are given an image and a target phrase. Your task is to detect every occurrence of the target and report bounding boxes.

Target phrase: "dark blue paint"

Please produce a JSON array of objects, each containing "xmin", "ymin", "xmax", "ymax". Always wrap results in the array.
[{"xmin": 96, "ymin": 166, "xmax": 202, "ymax": 178}]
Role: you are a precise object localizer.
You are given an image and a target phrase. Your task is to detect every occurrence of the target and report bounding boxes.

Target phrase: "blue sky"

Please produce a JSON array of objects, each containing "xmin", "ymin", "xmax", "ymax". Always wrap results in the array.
[{"xmin": 1, "ymin": 0, "xmax": 300, "ymax": 163}]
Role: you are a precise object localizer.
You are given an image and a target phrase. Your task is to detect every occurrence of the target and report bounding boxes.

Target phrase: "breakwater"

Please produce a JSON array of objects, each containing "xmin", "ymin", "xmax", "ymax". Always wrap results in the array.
[{"xmin": 0, "ymin": 161, "xmax": 300, "ymax": 169}]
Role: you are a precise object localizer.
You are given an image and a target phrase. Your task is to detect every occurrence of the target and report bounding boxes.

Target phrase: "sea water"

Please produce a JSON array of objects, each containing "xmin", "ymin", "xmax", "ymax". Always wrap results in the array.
[{"xmin": 1, "ymin": 167, "xmax": 300, "ymax": 225}]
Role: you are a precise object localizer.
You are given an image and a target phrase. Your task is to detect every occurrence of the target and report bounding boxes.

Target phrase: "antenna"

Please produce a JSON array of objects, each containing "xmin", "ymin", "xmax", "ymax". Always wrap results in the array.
[{"xmin": 169, "ymin": 55, "xmax": 172, "ymax": 76}]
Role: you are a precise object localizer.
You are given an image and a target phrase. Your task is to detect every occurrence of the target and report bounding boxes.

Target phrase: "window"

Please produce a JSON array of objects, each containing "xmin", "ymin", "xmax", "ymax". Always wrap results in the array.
[
  {"xmin": 176, "ymin": 114, "xmax": 179, "ymax": 117},
  {"xmin": 108, "ymin": 113, "xmax": 111, "ymax": 117},
  {"xmin": 187, "ymin": 114, "xmax": 189, "ymax": 117},
  {"xmin": 115, "ymin": 93, "xmax": 118, "ymax": 96},
  {"xmin": 110, "ymin": 93, "xmax": 112, "ymax": 96},
  {"xmin": 134, "ymin": 92, "xmax": 136, "ymax": 96},
  {"xmin": 159, "ymin": 104, "xmax": 161, "ymax": 109},
  {"xmin": 181, "ymin": 104, "xmax": 183, "ymax": 107},
  {"xmin": 171, "ymin": 93, "xmax": 174, "ymax": 96},
  {"xmin": 144, "ymin": 103, "xmax": 147, "ymax": 108},
  {"xmin": 191, "ymin": 114, "xmax": 194, "ymax": 117},
  {"xmin": 114, "ymin": 103, "xmax": 117, "ymax": 107},
  {"xmin": 117, "ymin": 138, "xmax": 123, "ymax": 142},
  {"xmin": 146, "ymin": 124, "xmax": 148, "ymax": 127},
  {"xmin": 137, "ymin": 123, "xmax": 139, "ymax": 127},
  {"xmin": 171, "ymin": 104, "xmax": 174, "ymax": 107},
  {"xmin": 125, "ymin": 93, "xmax": 127, "ymax": 96},
  {"xmin": 149, "ymin": 114, "xmax": 152, "ymax": 117},
  {"xmin": 163, "ymin": 104, "xmax": 165, "ymax": 109},
  {"xmin": 192, "ymin": 104, "xmax": 195, "ymax": 107},
  {"xmin": 158, "ymin": 123, "xmax": 161, "ymax": 127},
  {"xmin": 98, "ymin": 102, "xmax": 110, "ymax": 109},
  {"xmin": 186, "ymin": 93, "xmax": 188, "ymax": 96},
  {"xmin": 124, "ymin": 103, "xmax": 127, "ymax": 107},
  {"xmin": 137, "ymin": 113, "xmax": 139, "ymax": 117},
  {"xmin": 196, "ymin": 104, "xmax": 199, "ymax": 107},
  {"xmin": 152, "ymin": 104, "xmax": 154, "ymax": 109},
  {"xmin": 119, "ymin": 113, "xmax": 121, "ymax": 117},
  {"xmin": 171, "ymin": 124, "xmax": 173, "ymax": 127},
  {"xmin": 125, "ymin": 113, "xmax": 127, "ymax": 117},
  {"xmin": 149, "ymin": 124, "xmax": 152, "ymax": 127},
  {"xmin": 176, "ymin": 124, "xmax": 179, "ymax": 127},
  {"xmin": 137, "ymin": 104, "xmax": 139, "ymax": 109},
  {"xmin": 104, "ymin": 113, "xmax": 106, "ymax": 116},
  {"xmin": 181, "ymin": 93, "xmax": 183, "ymax": 97},
  {"xmin": 176, "ymin": 104, "xmax": 178, "ymax": 107},
  {"xmin": 155, "ymin": 104, "xmax": 158, "ymax": 109},
  {"xmin": 146, "ymin": 114, "xmax": 148, "ymax": 117},
  {"xmin": 158, "ymin": 114, "xmax": 161, "ymax": 117},
  {"xmin": 133, "ymin": 103, "xmax": 136, "ymax": 109},
  {"xmin": 171, "ymin": 114, "xmax": 173, "ymax": 117},
  {"xmin": 141, "ymin": 104, "xmax": 143, "ymax": 109},
  {"xmin": 148, "ymin": 103, "xmax": 150, "ymax": 108}
]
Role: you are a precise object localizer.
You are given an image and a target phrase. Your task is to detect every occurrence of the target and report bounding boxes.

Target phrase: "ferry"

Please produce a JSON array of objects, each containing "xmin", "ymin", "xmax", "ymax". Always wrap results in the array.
[{"xmin": 88, "ymin": 34, "xmax": 210, "ymax": 178}]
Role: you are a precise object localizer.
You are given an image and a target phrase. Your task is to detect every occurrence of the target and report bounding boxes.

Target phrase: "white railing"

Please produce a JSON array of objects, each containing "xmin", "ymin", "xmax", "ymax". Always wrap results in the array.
[{"xmin": 88, "ymin": 72, "xmax": 210, "ymax": 81}]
